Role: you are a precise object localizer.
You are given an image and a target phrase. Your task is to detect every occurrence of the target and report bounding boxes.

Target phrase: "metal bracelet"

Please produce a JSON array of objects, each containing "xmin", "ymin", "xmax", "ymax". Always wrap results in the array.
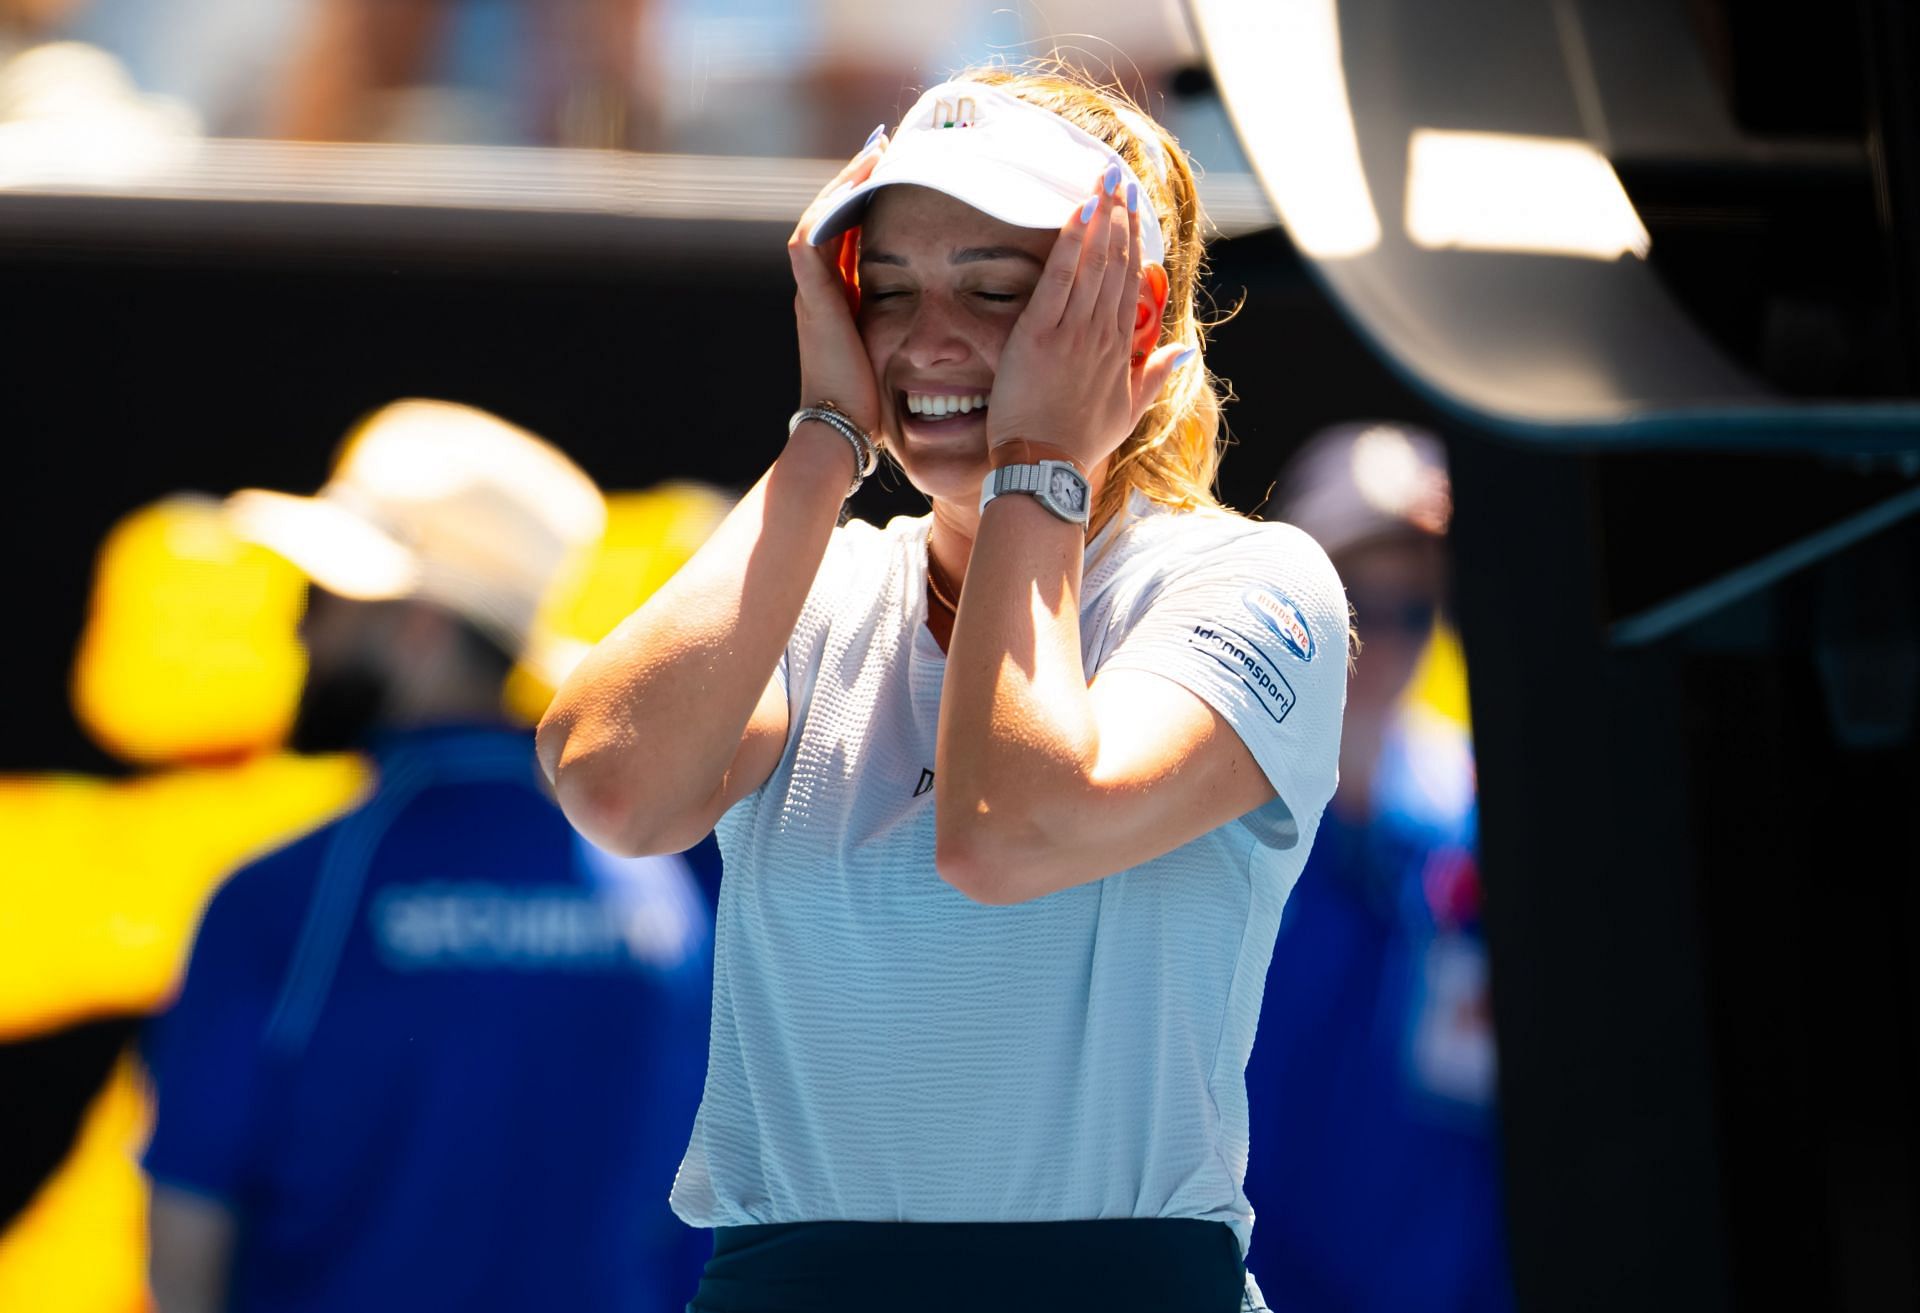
[{"xmin": 788, "ymin": 404, "xmax": 878, "ymax": 498}]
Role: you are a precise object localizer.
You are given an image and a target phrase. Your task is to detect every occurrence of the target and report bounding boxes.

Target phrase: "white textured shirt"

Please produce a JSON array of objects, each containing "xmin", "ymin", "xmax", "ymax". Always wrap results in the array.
[{"xmin": 671, "ymin": 496, "xmax": 1346, "ymax": 1253}]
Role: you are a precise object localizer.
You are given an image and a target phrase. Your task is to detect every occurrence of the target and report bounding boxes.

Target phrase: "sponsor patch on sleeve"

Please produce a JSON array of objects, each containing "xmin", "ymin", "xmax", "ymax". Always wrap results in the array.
[
  {"xmin": 1243, "ymin": 587, "xmax": 1316, "ymax": 663},
  {"xmin": 1188, "ymin": 624, "xmax": 1297, "ymax": 723}
]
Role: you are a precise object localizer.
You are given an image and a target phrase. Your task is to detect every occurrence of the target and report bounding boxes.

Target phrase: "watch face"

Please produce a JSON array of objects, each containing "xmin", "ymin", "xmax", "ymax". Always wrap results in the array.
[{"xmin": 1048, "ymin": 467, "xmax": 1088, "ymax": 515}]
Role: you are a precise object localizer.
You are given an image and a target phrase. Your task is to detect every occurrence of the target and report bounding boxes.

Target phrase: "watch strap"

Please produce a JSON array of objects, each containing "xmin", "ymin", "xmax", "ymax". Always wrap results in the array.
[
  {"xmin": 988, "ymin": 439, "xmax": 1086, "ymax": 475},
  {"xmin": 979, "ymin": 460, "xmax": 1091, "ymax": 527}
]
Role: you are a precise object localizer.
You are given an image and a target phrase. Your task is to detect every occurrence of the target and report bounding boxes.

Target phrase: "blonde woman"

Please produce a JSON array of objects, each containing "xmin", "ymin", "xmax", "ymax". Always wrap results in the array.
[{"xmin": 539, "ymin": 66, "xmax": 1346, "ymax": 1313}]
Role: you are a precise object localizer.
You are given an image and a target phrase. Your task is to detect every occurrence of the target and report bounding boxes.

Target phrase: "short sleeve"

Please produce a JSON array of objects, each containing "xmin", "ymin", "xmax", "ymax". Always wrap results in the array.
[
  {"xmin": 1095, "ymin": 522, "xmax": 1346, "ymax": 850},
  {"xmin": 141, "ymin": 868, "xmax": 282, "ymax": 1203}
]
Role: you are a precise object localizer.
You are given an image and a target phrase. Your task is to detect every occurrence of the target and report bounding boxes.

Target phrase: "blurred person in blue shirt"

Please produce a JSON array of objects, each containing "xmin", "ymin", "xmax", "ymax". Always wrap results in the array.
[
  {"xmin": 1244, "ymin": 422, "xmax": 1512, "ymax": 1313},
  {"xmin": 142, "ymin": 400, "xmax": 713, "ymax": 1313}
]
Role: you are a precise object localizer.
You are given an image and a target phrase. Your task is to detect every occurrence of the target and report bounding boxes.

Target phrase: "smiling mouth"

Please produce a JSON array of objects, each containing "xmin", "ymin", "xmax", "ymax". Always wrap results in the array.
[{"xmin": 900, "ymin": 390, "xmax": 990, "ymax": 424}]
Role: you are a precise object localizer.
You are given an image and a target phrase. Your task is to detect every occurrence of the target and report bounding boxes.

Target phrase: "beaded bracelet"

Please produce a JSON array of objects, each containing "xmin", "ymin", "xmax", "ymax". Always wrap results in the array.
[{"xmin": 788, "ymin": 404, "xmax": 879, "ymax": 498}]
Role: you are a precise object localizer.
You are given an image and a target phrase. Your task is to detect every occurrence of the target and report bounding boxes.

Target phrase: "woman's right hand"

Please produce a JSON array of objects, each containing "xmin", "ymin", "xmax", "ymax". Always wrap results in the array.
[{"xmin": 789, "ymin": 128, "xmax": 887, "ymax": 434}]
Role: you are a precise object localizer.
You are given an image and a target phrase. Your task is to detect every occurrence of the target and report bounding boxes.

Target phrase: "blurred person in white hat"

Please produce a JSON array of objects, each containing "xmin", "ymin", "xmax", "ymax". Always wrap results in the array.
[
  {"xmin": 224, "ymin": 397, "xmax": 604, "ymax": 752},
  {"xmin": 144, "ymin": 399, "xmax": 716, "ymax": 1313},
  {"xmin": 538, "ymin": 64, "xmax": 1347, "ymax": 1313},
  {"xmin": 1241, "ymin": 421, "xmax": 1514, "ymax": 1313},
  {"xmin": 1266, "ymin": 420, "xmax": 1453, "ymax": 811}
]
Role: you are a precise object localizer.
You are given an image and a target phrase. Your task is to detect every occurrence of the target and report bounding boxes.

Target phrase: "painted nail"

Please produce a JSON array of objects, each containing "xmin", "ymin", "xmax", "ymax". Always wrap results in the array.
[
  {"xmin": 1172, "ymin": 346, "xmax": 1198, "ymax": 369},
  {"xmin": 862, "ymin": 123, "xmax": 887, "ymax": 150},
  {"xmin": 1126, "ymin": 181, "xmax": 1139, "ymax": 213},
  {"xmin": 1080, "ymin": 195, "xmax": 1100, "ymax": 224},
  {"xmin": 1102, "ymin": 163, "xmax": 1123, "ymax": 195}
]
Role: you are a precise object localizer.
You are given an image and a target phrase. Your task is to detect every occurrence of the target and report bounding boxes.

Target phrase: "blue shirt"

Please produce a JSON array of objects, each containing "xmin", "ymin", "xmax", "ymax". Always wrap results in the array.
[
  {"xmin": 1242, "ymin": 710, "xmax": 1513, "ymax": 1313},
  {"xmin": 144, "ymin": 725, "xmax": 714, "ymax": 1313}
]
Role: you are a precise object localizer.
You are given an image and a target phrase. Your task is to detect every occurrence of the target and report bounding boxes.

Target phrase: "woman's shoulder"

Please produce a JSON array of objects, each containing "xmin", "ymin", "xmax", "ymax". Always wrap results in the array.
[
  {"xmin": 1093, "ymin": 500, "xmax": 1346, "ymax": 663},
  {"xmin": 1101, "ymin": 498, "xmax": 1338, "ymax": 589}
]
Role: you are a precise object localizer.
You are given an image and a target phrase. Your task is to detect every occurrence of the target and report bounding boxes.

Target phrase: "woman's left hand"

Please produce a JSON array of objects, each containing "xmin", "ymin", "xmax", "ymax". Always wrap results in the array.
[{"xmin": 985, "ymin": 169, "xmax": 1188, "ymax": 471}]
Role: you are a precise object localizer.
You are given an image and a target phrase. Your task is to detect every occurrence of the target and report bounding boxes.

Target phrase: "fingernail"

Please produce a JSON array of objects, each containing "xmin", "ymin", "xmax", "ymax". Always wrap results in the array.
[
  {"xmin": 1126, "ymin": 181, "xmax": 1139, "ymax": 213},
  {"xmin": 862, "ymin": 123, "xmax": 887, "ymax": 150},
  {"xmin": 1173, "ymin": 346, "xmax": 1198, "ymax": 369},
  {"xmin": 1102, "ymin": 163, "xmax": 1123, "ymax": 195},
  {"xmin": 1079, "ymin": 195, "xmax": 1100, "ymax": 224}
]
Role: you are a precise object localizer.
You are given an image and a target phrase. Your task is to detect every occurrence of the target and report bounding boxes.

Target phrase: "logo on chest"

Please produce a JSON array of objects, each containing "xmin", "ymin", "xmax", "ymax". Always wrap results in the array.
[{"xmin": 913, "ymin": 768, "xmax": 935, "ymax": 798}]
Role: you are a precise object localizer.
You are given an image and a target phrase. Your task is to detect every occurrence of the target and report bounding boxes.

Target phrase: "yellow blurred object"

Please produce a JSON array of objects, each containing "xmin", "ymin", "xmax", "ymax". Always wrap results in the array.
[
  {"xmin": 0, "ymin": 1055, "xmax": 151, "ymax": 1313},
  {"xmin": 2, "ymin": 477, "xmax": 724, "ymax": 1303},
  {"xmin": 0, "ymin": 495, "xmax": 368, "ymax": 1308},
  {"xmin": 71, "ymin": 497, "xmax": 309, "ymax": 765},
  {"xmin": 505, "ymin": 482, "xmax": 732, "ymax": 723},
  {"xmin": 1410, "ymin": 621, "xmax": 1472, "ymax": 729},
  {"xmin": 0, "ymin": 753, "xmax": 368, "ymax": 1042}
]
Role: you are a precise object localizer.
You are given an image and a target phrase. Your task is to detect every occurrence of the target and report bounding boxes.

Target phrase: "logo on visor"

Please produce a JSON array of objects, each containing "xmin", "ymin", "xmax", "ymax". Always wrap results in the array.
[{"xmin": 933, "ymin": 97, "xmax": 979, "ymax": 129}]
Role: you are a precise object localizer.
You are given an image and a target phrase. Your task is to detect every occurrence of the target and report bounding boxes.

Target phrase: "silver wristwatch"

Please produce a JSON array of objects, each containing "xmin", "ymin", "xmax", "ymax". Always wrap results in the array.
[{"xmin": 978, "ymin": 460, "xmax": 1091, "ymax": 527}]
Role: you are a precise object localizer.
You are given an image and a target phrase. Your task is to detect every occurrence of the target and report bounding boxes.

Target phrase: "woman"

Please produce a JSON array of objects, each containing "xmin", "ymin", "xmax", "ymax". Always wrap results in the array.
[{"xmin": 538, "ymin": 66, "xmax": 1347, "ymax": 1313}]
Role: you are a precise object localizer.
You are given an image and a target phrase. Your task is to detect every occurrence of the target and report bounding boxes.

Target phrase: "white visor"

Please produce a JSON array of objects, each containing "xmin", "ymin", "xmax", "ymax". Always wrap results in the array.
[{"xmin": 808, "ymin": 80, "xmax": 1167, "ymax": 268}]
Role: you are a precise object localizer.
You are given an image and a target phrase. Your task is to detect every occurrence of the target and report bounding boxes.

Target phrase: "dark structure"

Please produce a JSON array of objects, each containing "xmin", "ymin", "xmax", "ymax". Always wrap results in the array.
[{"xmin": 1195, "ymin": 1, "xmax": 1920, "ymax": 1309}]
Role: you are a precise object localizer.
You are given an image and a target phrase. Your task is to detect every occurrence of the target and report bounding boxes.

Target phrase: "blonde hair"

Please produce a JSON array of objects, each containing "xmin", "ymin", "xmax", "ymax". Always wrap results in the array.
[{"xmin": 958, "ymin": 62, "xmax": 1229, "ymax": 530}]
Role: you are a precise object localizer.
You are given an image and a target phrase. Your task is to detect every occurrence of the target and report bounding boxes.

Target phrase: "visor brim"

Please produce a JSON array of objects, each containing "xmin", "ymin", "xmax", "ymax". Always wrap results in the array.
[
  {"xmin": 808, "ymin": 154, "xmax": 1165, "ymax": 266},
  {"xmin": 225, "ymin": 489, "xmax": 420, "ymax": 602}
]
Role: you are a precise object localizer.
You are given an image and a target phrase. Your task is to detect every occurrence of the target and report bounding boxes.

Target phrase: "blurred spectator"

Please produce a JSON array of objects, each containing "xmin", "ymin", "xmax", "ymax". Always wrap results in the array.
[
  {"xmin": 799, "ymin": 1, "xmax": 1191, "ymax": 156},
  {"xmin": 62, "ymin": 0, "xmax": 307, "ymax": 138},
  {"xmin": 0, "ymin": 496, "xmax": 368, "ymax": 1313},
  {"xmin": 142, "ymin": 400, "xmax": 713, "ymax": 1313},
  {"xmin": 1243, "ymin": 422, "xmax": 1513, "ymax": 1313},
  {"xmin": 0, "ymin": 0, "xmax": 84, "ymax": 49},
  {"xmin": 0, "ymin": 462, "xmax": 731, "ymax": 1311},
  {"xmin": 0, "ymin": 0, "xmax": 196, "ymax": 184},
  {"xmin": 54, "ymin": 0, "xmax": 1209, "ymax": 160},
  {"xmin": 272, "ymin": 0, "xmax": 661, "ymax": 147}
]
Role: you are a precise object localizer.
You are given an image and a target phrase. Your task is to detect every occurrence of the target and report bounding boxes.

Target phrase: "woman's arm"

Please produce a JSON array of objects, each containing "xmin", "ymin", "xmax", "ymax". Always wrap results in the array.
[
  {"xmin": 538, "ymin": 436, "xmax": 850, "ymax": 855},
  {"xmin": 935, "ymin": 497, "xmax": 1277, "ymax": 902},
  {"xmin": 537, "ymin": 138, "xmax": 890, "ymax": 855},
  {"xmin": 934, "ymin": 176, "xmax": 1283, "ymax": 903}
]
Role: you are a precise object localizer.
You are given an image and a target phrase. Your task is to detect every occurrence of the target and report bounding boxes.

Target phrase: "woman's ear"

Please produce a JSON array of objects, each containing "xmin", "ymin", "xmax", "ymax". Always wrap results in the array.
[{"xmin": 1131, "ymin": 264, "xmax": 1172, "ymax": 356}]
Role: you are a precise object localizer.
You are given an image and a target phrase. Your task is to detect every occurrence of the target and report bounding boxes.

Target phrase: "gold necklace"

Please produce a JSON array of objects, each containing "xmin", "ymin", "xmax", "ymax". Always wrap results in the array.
[{"xmin": 925, "ymin": 539, "xmax": 960, "ymax": 614}]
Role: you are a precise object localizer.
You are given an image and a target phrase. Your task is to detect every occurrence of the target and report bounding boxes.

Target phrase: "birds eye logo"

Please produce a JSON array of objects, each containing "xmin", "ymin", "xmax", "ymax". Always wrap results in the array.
[{"xmin": 1243, "ymin": 588, "xmax": 1315, "ymax": 663}]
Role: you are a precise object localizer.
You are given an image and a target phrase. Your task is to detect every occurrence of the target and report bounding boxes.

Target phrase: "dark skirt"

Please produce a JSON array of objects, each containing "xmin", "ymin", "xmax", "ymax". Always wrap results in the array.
[{"xmin": 688, "ymin": 1218, "xmax": 1246, "ymax": 1313}]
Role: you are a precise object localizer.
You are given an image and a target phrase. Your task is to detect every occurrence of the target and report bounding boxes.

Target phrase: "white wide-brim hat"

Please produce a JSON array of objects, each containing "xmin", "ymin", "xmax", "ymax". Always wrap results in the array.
[
  {"xmin": 227, "ymin": 399, "xmax": 607, "ymax": 685},
  {"xmin": 808, "ymin": 79, "xmax": 1167, "ymax": 268}
]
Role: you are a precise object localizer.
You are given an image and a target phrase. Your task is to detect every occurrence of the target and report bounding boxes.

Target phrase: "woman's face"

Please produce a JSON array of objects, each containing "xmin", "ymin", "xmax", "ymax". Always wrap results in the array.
[{"xmin": 856, "ymin": 185, "xmax": 1057, "ymax": 507}]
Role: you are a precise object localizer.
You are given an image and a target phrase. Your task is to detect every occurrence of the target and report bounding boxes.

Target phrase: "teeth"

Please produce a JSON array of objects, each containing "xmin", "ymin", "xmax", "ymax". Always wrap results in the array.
[{"xmin": 906, "ymin": 392, "xmax": 989, "ymax": 417}]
